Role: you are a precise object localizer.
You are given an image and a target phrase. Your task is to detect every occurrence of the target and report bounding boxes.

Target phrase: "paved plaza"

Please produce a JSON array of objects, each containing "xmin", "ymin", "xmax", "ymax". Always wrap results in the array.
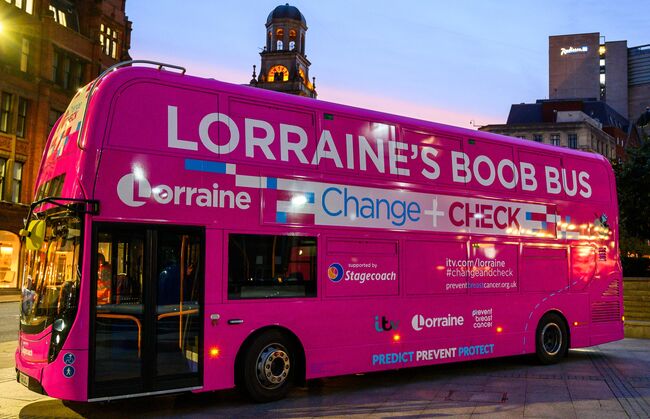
[{"xmin": 0, "ymin": 338, "xmax": 648, "ymax": 418}]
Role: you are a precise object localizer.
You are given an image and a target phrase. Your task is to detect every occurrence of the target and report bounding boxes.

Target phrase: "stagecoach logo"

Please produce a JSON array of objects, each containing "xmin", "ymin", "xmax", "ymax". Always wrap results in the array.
[
  {"xmin": 116, "ymin": 172, "xmax": 252, "ymax": 209},
  {"xmin": 327, "ymin": 263, "xmax": 344, "ymax": 283}
]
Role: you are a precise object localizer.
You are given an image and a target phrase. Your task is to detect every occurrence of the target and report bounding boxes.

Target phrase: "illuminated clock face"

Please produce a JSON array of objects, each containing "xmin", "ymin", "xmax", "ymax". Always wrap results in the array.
[{"xmin": 268, "ymin": 65, "xmax": 289, "ymax": 82}]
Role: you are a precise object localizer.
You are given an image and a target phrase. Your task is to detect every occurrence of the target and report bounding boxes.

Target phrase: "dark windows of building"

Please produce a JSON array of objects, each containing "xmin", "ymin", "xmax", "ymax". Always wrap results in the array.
[
  {"xmin": 52, "ymin": 49, "xmax": 86, "ymax": 91},
  {"xmin": 228, "ymin": 234, "xmax": 317, "ymax": 299},
  {"xmin": 0, "ymin": 157, "xmax": 6, "ymax": 200},
  {"xmin": 11, "ymin": 161, "xmax": 22, "ymax": 203},
  {"xmin": 100, "ymin": 24, "xmax": 119, "ymax": 59},
  {"xmin": 533, "ymin": 134, "xmax": 543, "ymax": 142},
  {"xmin": 20, "ymin": 38, "xmax": 29, "ymax": 73},
  {"xmin": 48, "ymin": 109, "xmax": 63, "ymax": 132},
  {"xmin": 49, "ymin": 0, "xmax": 79, "ymax": 31},
  {"xmin": 568, "ymin": 133, "xmax": 578, "ymax": 149},
  {"xmin": 0, "ymin": 92, "xmax": 11, "ymax": 133},
  {"xmin": 551, "ymin": 134, "xmax": 561, "ymax": 146},
  {"xmin": 52, "ymin": 50, "xmax": 59, "ymax": 82},
  {"xmin": 16, "ymin": 97, "xmax": 27, "ymax": 138},
  {"xmin": 6, "ymin": 0, "xmax": 34, "ymax": 14}
]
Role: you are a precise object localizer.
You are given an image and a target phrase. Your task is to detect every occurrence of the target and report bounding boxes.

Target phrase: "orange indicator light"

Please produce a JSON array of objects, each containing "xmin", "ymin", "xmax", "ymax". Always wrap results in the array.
[
  {"xmin": 392, "ymin": 334, "xmax": 401, "ymax": 342},
  {"xmin": 573, "ymin": 321, "xmax": 579, "ymax": 327},
  {"xmin": 496, "ymin": 326, "xmax": 503, "ymax": 333},
  {"xmin": 210, "ymin": 347, "xmax": 220, "ymax": 358},
  {"xmin": 622, "ymin": 316, "xmax": 625, "ymax": 322}
]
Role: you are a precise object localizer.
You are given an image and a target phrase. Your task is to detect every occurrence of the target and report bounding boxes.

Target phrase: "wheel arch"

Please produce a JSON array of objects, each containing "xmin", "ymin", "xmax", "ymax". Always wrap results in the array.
[{"xmin": 539, "ymin": 309, "xmax": 571, "ymax": 351}]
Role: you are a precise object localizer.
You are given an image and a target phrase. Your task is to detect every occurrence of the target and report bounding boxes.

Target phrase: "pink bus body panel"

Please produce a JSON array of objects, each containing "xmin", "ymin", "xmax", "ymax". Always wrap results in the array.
[{"xmin": 17, "ymin": 67, "xmax": 623, "ymax": 401}]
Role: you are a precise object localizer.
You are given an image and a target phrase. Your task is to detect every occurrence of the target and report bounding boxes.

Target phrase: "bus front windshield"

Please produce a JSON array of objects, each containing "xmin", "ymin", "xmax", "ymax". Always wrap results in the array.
[{"xmin": 20, "ymin": 211, "xmax": 82, "ymax": 335}]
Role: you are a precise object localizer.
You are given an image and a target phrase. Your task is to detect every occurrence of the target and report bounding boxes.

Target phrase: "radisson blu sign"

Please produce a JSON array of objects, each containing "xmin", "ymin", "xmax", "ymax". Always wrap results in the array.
[{"xmin": 560, "ymin": 46, "xmax": 589, "ymax": 56}]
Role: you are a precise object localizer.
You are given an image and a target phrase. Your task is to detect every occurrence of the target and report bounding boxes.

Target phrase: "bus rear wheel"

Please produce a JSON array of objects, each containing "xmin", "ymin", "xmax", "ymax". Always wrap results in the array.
[
  {"xmin": 535, "ymin": 313, "xmax": 568, "ymax": 365},
  {"xmin": 241, "ymin": 330, "xmax": 295, "ymax": 402}
]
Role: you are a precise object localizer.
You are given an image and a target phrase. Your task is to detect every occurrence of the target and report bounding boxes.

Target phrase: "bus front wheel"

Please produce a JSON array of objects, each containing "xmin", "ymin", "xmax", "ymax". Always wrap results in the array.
[
  {"xmin": 535, "ymin": 313, "xmax": 568, "ymax": 365},
  {"xmin": 241, "ymin": 330, "xmax": 295, "ymax": 402}
]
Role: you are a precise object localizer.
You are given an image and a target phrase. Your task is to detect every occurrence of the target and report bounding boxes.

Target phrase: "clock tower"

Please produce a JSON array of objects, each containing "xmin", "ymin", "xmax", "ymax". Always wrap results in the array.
[{"xmin": 250, "ymin": 4, "xmax": 317, "ymax": 98}]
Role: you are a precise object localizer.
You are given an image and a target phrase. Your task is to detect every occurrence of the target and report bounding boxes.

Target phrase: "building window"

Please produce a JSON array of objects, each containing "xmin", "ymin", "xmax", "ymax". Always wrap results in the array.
[
  {"xmin": 268, "ymin": 65, "xmax": 289, "ymax": 82},
  {"xmin": 568, "ymin": 133, "xmax": 577, "ymax": 149},
  {"xmin": 275, "ymin": 27, "xmax": 284, "ymax": 51},
  {"xmin": 62, "ymin": 56, "xmax": 71, "ymax": 89},
  {"xmin": 0, "ymin": 157, "xmax": 6, "ymax": 200},
  {"xmin": 52, "ymin": 51, "xmax": 59, "ymax": 82},
  {"xmin": 550, "ymin": 134, "xmax": 560, "ymax": 146},
  {"xmin": 52, "ymin": 49, "xmax": 86, "ymax": 91},
  {"xmin": 6, "ymin": 0, "xmax": 33, "ymax": 14},
  {"xmin": 289, "ymin": 29, "xmax": 297, "ymax": 51},
  {"xmin": 0, "ymin": 230, "xmax": 21, "ymax": 289},
  {"xmin": 16, "ymin": 97, "xmax": 27, "ymax": 138},
  {"xmin": 100, "ymin": 24, "xmax": 119, "ymax": 59},
  {"xmin": 49, "ymin": 4, "xmax": 68, "ymax": 27},
  {"xmin": 48, "ymin": 109, "xmax": 63, "ymax": 132},
  {"xmin": 11, "ymin": 161, "xmax": 22, "ymax": 203},
  {"xmin": 20, "ymin": 38, "xmax": 29, "ymax": 73},
  {"xmin": 533, "ymin": 134, "xmax": 543, "ymax": 142},
  {"xmin": 228, "ymin": 234, "xmax": 317, "ymax": 300},
  {"xmin": 0, "ymin": 93, "xmax": 11, "ymax": 133}
]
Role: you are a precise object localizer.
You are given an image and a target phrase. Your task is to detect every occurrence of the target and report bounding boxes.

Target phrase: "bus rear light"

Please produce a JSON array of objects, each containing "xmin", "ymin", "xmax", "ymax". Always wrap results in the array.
[
  {"xmin": 496, "ymin": 326, "xmax": 503, "ymax": 333},
  {"xmin": 209, "ymin": 347, "xmax": 220, "ymax": 358}
]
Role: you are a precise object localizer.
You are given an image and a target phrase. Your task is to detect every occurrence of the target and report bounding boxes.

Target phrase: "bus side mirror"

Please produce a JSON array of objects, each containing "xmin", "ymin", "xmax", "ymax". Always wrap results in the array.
[{"xmin": 20, "ymin": 220, "xmax": 46, "ymax": 251}]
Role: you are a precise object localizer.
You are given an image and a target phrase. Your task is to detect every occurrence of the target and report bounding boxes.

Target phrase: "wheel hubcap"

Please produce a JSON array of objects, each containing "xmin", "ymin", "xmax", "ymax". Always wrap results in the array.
[
  {"xmin": 256, "ymin": 344, "xmax": 290, "ymax": 389},
  {"xmin": 541, "ymin": 323, "xmax": 562, "ymax": 356}
]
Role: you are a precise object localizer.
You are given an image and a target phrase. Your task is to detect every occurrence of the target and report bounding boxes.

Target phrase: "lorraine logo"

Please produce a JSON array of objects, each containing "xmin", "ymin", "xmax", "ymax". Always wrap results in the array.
[
  {"xmin": 116, "ymin": 172, "xmax": 252, "ymax": 210},
  {"xmin": 117, "ymin": 173, "xmax": 152, "ymax": 207},
  {"xmin": 328, "ymin": 263, "xmax": 344, "ymax": 283}
]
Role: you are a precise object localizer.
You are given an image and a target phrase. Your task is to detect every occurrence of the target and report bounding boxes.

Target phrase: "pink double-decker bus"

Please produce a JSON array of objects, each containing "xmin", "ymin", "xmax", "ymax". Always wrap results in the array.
[{"xmin": 16, "ymin": 61, "xmax": 623, "ymax": 402}]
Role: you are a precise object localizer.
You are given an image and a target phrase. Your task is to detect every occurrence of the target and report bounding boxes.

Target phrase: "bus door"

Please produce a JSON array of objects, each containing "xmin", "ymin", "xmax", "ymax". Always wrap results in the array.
[{"xmin": 90, "ymin": 224, "xmax": 204, "ymax": 399}]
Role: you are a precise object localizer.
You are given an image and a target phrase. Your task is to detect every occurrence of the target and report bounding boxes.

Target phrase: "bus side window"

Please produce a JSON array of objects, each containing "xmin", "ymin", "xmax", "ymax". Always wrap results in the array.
[{"xmin": 228, "ymin": 234, "xmax": 317, "ymax": 299}]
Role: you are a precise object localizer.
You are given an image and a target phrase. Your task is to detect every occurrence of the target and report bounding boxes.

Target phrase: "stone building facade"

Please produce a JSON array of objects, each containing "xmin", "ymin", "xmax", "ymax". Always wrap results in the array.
[{"xmin": 0, "ymin": 0, "xmax": 131, "ymax": 290}]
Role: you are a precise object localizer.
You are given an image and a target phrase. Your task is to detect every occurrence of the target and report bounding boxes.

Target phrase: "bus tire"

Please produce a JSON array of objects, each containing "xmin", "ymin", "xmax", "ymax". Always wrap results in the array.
[
  {"xmin": 535, "ymin": 313, "xmax": 568, "ymax": 365},
  {"xmin": 241, "ymin": 330, "xmax": 295, "ymax": 402}
]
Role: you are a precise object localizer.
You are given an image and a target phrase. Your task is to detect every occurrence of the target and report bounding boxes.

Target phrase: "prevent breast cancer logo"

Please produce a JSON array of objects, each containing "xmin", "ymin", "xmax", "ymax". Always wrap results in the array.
[{"xmin": 328, "ymin": 263, "xmax": 344, "ymax": 283}]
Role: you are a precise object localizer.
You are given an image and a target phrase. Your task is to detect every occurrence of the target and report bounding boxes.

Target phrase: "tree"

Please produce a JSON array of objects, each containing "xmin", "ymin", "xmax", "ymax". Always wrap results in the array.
[{"xmin": 615, "ymin": 139, "xmax": 650, "ymax": 276}]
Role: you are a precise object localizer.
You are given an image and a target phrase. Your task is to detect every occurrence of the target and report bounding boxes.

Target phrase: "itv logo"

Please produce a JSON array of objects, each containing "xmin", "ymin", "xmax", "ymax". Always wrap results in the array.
[{"xmin": 375, "ymin": 315, "xmax": 399, "ymax": 332}]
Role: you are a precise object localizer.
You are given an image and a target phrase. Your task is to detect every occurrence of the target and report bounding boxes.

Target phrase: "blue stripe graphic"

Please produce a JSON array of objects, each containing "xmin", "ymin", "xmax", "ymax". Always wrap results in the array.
[
  {"xmin": 276, "ymin": 212, "xmax": 287, "ymax": 223},
  {"xmin": 185, "ymin": 159, "xmax": 227, "ymax": 174}
]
